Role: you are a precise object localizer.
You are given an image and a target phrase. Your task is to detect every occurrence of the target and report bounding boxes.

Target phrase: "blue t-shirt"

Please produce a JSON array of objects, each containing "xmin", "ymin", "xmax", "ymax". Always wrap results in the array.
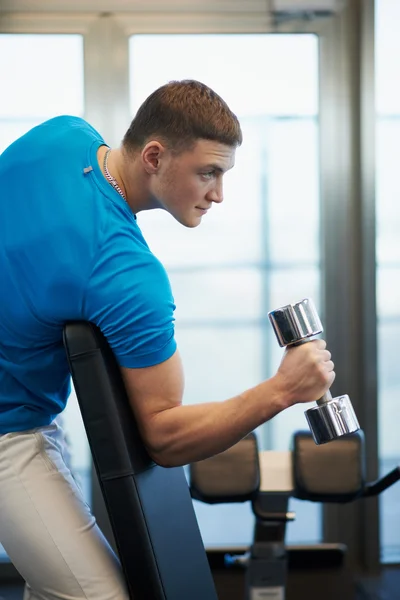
[{"xmin": 0, "ymin": 116, "xmax": 176, "ymax": 433}]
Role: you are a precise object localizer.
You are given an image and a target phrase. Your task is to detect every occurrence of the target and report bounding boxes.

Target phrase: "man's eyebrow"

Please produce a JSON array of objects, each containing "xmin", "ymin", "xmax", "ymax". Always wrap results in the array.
[{"xmin": 201, "ymin": 164, "xmax": 225, "ymax": 173}]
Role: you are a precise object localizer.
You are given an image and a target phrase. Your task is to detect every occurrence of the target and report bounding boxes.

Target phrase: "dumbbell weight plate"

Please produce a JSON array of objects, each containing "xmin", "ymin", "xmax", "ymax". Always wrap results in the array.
[
  {"xmin": 268, "ymin": 298, "xmax": 323, "ymax": 347},
  {"xmin": 305, "ymin": 394, "xmax": 360, "ymax": 445}
]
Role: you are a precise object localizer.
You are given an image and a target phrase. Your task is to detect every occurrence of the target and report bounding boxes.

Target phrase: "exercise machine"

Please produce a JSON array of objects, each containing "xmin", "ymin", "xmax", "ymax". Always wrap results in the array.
[{"xmin": 190, "ymin": 429, "xmax": 400, "ymax": 600}]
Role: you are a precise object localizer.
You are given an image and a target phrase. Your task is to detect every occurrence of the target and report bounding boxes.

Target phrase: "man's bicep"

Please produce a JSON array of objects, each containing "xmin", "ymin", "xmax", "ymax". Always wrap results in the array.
[{"xmin": 120, "ymin": 349, "xmax": 184, "ymax": 453}]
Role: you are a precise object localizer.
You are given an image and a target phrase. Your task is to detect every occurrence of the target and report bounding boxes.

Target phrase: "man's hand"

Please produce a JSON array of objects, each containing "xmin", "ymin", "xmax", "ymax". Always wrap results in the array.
[{"xmin": 272, "ymin": 339, "xmax": 335, "ymax": 408}]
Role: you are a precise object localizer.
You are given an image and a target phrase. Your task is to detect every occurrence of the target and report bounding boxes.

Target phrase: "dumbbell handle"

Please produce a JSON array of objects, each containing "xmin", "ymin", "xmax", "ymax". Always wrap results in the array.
[
  {"xmin": 292, "ymin": 335, "xmax": 333, "ymax": 406},
  {"xmin": 319, "ymin": 389, "xmax": 333, "ymax": 405}
]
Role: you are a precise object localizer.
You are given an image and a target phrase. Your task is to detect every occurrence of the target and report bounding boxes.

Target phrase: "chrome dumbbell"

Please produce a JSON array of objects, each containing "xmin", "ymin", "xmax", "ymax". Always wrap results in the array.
[{"xmin": 268, "ymin": 298, "xmax": 360, "ymax": 445}]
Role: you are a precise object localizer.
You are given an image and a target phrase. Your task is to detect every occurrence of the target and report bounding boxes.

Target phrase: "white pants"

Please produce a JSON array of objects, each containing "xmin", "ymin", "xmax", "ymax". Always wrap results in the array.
[{"xmin": 0, "ymin": 422, "xmax": 129, "ymax": 600}]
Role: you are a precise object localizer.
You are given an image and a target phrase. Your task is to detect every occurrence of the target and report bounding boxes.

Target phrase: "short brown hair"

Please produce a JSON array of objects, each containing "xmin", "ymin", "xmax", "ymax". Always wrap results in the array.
[{"xmin": 123, "ymin": 79, "xmax": 242, "ymax": 154}]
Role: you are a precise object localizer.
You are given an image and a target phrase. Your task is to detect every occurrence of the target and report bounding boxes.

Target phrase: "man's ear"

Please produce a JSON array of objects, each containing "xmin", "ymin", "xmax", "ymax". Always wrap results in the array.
[{"xmin": 141, "ymin": 141, "xmax": 166, "ymax": 174}]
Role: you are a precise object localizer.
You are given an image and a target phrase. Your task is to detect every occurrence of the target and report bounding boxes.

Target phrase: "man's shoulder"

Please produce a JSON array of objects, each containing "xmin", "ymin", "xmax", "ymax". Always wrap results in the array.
[
  {"xmin": 0, "ymin": 116, "xmax": 104, "ymax": 165},
  {"xmin": 40, "ymin": 115, "xmax": 104, "ymax": 143}
]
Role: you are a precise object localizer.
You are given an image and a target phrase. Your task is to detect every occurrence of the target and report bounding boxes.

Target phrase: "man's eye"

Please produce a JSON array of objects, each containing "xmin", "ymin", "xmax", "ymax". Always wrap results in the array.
[{"xmin": 201, "ymin": 171, "xmax": 214, "ymax": 179}]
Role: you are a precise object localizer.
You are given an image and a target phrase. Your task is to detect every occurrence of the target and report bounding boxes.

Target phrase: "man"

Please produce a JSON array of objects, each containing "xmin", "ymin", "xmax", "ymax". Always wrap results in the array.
[{"xmin": 0, "ymin": 80, "xmax": 334, "ymax": 599}]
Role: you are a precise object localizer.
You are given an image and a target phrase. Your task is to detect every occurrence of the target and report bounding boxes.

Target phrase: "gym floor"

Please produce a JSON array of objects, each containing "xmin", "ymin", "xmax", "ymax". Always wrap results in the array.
[
  {"xmin": 356, "ymin": 567, "xmax": 400, "ymax": 599},
  {"xmin": 0, "ymin": 567, "xmax": 399, "ymax": 600}
]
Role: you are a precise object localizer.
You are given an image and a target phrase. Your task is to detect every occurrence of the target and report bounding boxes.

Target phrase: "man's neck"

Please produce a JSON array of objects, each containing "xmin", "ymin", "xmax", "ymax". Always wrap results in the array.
[{"xmin": 97, "ymin": 145, "xmax": 153, "ymax": 214}]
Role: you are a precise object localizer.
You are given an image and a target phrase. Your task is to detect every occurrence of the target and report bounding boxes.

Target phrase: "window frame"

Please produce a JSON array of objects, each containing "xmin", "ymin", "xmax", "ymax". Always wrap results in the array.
[{"xmin": 0, "ymin": 0, "xmax": 381, "ymax": 580}]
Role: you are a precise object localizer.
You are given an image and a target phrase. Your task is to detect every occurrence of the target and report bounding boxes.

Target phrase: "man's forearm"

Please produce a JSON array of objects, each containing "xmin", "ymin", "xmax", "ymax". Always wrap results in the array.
[{"xmin": 145, "ymin": 376, "xmax": 287, "ymax": 467}]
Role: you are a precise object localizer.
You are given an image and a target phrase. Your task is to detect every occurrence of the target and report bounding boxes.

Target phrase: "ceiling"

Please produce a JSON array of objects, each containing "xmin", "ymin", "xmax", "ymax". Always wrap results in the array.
[
  {"xmin": 0, "ymin": 0, "xmax": 344, "ymax": 14},
  {"xmin": 0, "ymin": 0, "xmax": 269, "ymax": 13}
]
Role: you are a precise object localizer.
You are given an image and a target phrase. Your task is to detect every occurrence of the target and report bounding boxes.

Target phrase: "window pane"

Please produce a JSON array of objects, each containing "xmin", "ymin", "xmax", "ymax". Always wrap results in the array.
[
  {"xmin": 376, "ymin": 0, "xmax": 400, "ymax": 115},
  {"xmin": 0, "ymin": 34, "xmax": 84, "ymax": 118},
  {"xmin": 193, "ymin": 500, "xmax": 255, "ymax": 548},
  {"xmin": 287, "ymin": 499, "xmax": 322, "ymax": 544},
  {"xmin": 0, "ymin": 34, "xmax": 84, "ymax": 155},
  {"xmin": 267, "ymin": 119, "xmax": 319, "ymax": 264},
  {"xmin": 376, "ymin": 0, "xmax": 400, "ymax": 563},
  {"xmin": 130, "ymin": 34, "xmax": 318, "ymax": 117},
  {"xmin": 376, "ymin": 120, "xmax": 400, "ymax": 264},
  {"xmin": 378, "ymin": 321, "xmax": 400, "ymax": 459},
  {"xmin": 171, "ymin": 268, "xmax": 263, "ymax": 322},
  {"xmin": 377, "ymin": 267, "xmax": 400, "ymax": 318},
  {"xmin": 176, "ymin": 326, "xmax": 264, "ymax": 404},
  {"xmin": 268, "ymin": 268, "xmax": 320, "ymax": 320},
  {"xmin": 378, "ymin": 320, "xmax": 400, "ymax": 562},
  {"xmin": 130, "ymin": 33, "xmax": 321, "ymax": 548}
]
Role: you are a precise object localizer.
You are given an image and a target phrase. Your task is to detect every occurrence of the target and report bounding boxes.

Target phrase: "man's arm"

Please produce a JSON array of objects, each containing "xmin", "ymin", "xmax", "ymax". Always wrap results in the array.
[{"xmin": 120, "ymin": 339, "xmax": 335, "ymax": 467}]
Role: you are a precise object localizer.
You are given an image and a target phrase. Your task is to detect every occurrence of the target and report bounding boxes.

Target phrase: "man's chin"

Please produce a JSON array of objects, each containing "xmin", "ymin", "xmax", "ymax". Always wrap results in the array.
[{"xmin": 175, "ymin": 214, "xmax": 202, "ymax": 228}]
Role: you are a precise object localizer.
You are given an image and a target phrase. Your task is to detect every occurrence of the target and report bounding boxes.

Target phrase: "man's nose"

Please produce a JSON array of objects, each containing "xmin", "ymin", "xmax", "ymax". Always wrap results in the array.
[{"xmin": 206, "ymin": 180, "xmax": 223, "ymax": 203}]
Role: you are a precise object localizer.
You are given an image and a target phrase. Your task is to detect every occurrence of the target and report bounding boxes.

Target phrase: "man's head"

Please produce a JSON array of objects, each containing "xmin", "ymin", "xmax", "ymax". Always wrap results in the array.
[
  {"xmin": 122, "ymin": 80, "xmax": 242, "ymax": 227},
  {"xmin": 123, "ymin": 79, "xmax": 242, "ymax": 154}
]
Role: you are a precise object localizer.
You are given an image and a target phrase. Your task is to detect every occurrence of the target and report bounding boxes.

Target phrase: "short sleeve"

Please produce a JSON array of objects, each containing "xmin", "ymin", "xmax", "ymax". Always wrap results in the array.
[{"xmin": 82, "ymin": 222, "xmax": 176, "ymax": 369}]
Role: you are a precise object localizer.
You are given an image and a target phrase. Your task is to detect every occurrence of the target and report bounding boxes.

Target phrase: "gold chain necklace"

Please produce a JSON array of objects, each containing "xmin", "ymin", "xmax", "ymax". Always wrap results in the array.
[{"xmin": 103, "ymin": 149, "xmax": 127, "ymax": 202}]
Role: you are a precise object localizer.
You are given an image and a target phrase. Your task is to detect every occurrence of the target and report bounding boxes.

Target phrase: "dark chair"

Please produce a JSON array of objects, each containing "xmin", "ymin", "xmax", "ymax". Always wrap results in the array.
[{"xmin": 63, "ymin": 321, "xmax": 218, "ymax": 600}]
